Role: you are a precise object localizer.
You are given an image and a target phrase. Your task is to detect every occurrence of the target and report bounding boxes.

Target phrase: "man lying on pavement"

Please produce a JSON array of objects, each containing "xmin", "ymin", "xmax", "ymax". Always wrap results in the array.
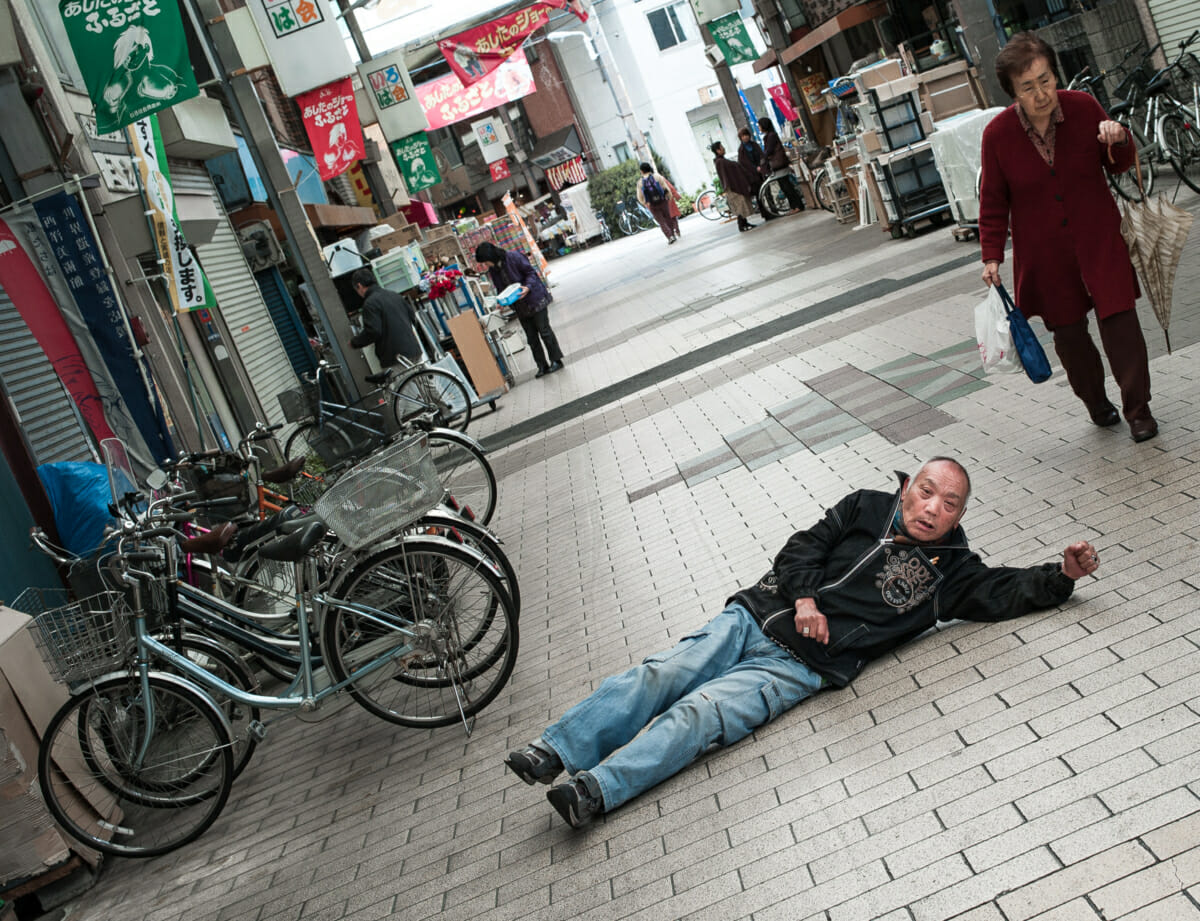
[{"xmin": 505, "ymin": 456, "xmax": 1100, "ymax": 828}]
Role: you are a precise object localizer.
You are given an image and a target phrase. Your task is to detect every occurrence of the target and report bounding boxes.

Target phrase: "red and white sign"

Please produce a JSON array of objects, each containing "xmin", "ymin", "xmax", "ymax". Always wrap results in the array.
[
  {"xmin": 439, "ymin": 2, "xmax": 584, "ymax": 87},
  {"xmin": 296, "ymin": 77, "xmax": 365, "ymax": 180},
  {"xmin": 418, "ymin": 49, "xmax": 537, "ymax": 131},
  {"xmin": 489, "ymin": 159, "xmax": 511, "ymax": 181},
  {"xmin": 767, "ymin": 83, "xmax": 800, "ymax": 122}
]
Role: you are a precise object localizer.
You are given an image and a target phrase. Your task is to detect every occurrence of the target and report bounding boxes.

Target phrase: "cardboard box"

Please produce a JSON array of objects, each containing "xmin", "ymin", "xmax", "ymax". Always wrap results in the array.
[
  {"xmin": 859, "ymin": 130, "xmax": 883, "ymax": 155},
  {"xmin": 423, "ymin": 223, "xmax": 455, "ymax": 243},
  {"xmin": 921, "ymin": 111, "xmax": 934, "ymax": 135},
  {"xmin": 0, "ymin": 606, "xmax": 105, "ymax": 887},
  {"xmin": 873, "ymin": 74, "xmax": 920, "ymax": 102},
  {"xmin": 373, "ymin": 225, "xmax": 422, "ymax": 253},
  {"xmin": 854, "ymin": 58, "xmax": 904, "ymax": 94},
  {"xmin": 926, "ymin": 83, "xmax": 980, "ymax": 121}
]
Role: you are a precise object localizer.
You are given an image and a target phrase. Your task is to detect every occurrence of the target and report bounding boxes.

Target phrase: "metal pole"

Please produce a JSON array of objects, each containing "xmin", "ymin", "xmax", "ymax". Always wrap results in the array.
[{"xmin": 183, "ymin": 0, "xmax": 369, "ymax": 398}]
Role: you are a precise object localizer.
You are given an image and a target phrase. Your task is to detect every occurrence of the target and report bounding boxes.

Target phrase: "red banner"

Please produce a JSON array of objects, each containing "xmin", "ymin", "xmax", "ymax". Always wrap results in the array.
[
  {"xmin": 0, "ymin": 219, "xmax": 115, "ymax": 444},
  {"xmin": 296, "ymin": 77, "xmax": 365, "ymax": 181},
  {"xmin": 438, "ymin": 1, "xmax": 586, "ymax": 87},
  {"xmin": 489, "ymin": 159, "xmax": 511, "ymax": 182},
  {"xmin": 418, "ymin": 49, "xmax": 537, "ymax": 131},
  {"xmin": 767, "ymin": 83, "xmax": 800, "ymax": 122}
]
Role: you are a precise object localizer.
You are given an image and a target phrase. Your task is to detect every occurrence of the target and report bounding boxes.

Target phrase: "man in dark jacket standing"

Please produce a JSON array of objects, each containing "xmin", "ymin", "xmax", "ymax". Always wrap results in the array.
[
  {"xmin": 505, "ymin": 457, "xmax": 1100, "ymax": 828},
  {"xmin": 349, "ymin": 267, "xmax": 423, "ymax": 367}
]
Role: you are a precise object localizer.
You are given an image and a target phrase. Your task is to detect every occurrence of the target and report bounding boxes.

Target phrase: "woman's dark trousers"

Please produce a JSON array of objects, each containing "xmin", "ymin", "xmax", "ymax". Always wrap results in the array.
[{"xmin": 520, "ymin": 309, "xmax": 563, "ymax": 371}]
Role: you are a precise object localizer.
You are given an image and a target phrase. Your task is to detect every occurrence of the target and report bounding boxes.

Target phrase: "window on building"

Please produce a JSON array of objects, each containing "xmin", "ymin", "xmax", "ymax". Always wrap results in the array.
[
  {"xmin": 613, "ymin": 142, "xmax": 631, "ymax": 162},
  {"xmin": 647, "ymin": 3, "xmax": 693, "ymax": 51}
]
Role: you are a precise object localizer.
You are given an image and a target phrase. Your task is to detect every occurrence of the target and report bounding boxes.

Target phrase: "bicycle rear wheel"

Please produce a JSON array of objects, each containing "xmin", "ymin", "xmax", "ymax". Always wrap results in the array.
[
  {"xmin": 321, "ymin": 539, "xmax": 518, "ymax": 728},
  {"xmin": 412, "ymin": 509, "xmax": 520, "ymax": 616},
  {"xmin": 426, "ymin": 428, "xmax": 497, "ymax": 525},
  {"xmin": 814, "ymin": 170, "xmax": 836, "ymax": 212},
  {"xmin": 758, "ymin": 177, "xmax": 790, "ymax": 218},
  {"xmin": 285, "ymin": 423, "xmax": 352, "ymax": 482},
  {"xmin": 39, "ymin": 672, "xmax": 234, "ymax": 858},
  {"xmin": 393, "ymin": 368, "xmax": 472, "ymax": 432},
  {"xmin": 1161, "ymin": 112, "xmax": 1200, "ymax": 193}
]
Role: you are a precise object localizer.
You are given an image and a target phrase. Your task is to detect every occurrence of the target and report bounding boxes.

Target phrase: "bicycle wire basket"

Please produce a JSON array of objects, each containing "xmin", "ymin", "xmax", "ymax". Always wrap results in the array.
[
  {"xmin": 312, "ymin": 433, "xmax": 441, "ymax": 550},
  {"xmin": 278, "ymin": 384, "xmax": 320, "ymax": 423},
  {"xmin": 11, "ymin": 587, "xmax": 132, "ymax": 684}
]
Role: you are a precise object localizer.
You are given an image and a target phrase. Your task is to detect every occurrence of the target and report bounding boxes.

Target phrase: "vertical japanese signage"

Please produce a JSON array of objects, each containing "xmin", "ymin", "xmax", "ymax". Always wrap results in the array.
[
  {"xmin": 59, "ymin": 0, "xmax": 199, "ymax": 135},
  {"xmin": 296, "ymin": 77, "xmax": 364, "ymax": 181},
  {"xmin": 390, "ymin": 132, "xmax": 441, "ymax": 193},
  {"xmin": 246, "ymin": 0, "xmax": 353, "ymax": 97},
  {"xmin": 489, "ymin": 159, "xmax": 510, "ymax": 182},
  {"xmin": 707, "ymin": 14, "xmax": 758, "ymax": 66},
  {"xmin": 127, "ymin": 116, "xmax": 210, "ymax": 313},
  {"xmin": 358, "ymin": 49, "xmax": 429, "ymax": 142}
]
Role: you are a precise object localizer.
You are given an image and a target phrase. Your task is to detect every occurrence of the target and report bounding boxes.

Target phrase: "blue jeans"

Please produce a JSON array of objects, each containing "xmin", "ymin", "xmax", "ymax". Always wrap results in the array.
[{"xmin": 540, "ymin": 604, "xmax": 823, "ymax": 811}]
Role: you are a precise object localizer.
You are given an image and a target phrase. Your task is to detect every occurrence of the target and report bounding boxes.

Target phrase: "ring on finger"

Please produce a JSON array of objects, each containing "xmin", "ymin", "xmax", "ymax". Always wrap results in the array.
[{"xmin": 802, "ymin": 627, "xmax": 810, "ymax": 636}]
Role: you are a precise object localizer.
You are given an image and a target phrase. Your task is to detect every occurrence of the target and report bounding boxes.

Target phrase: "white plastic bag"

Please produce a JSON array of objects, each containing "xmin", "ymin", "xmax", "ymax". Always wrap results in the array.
[{"xmin": 974, "ymin": 286, "xmax": 1020, "ymax": 374}]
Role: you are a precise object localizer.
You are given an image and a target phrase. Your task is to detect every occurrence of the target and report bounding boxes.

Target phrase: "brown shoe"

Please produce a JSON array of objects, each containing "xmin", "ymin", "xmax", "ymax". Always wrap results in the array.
[
  {"xmin": 1087, "ymin": 402, "xmax": 1120, "ymax": 427},
  {"xmin": 1130, "ymin": 417, "xmax": 1158, "ymax": 443}
]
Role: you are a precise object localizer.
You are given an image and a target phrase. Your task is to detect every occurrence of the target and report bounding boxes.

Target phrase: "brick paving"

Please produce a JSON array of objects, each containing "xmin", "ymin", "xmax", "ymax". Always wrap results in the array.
[{"xmin": 60, "ymin": 187, "xmax": 1200, "ymax": 921}]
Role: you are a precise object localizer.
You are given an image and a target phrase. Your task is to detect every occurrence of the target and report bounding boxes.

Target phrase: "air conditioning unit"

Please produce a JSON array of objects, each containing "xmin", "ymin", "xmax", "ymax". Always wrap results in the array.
[{"xmin": 237, "ymin": 221, "xmax": 285, "ymax": 272}]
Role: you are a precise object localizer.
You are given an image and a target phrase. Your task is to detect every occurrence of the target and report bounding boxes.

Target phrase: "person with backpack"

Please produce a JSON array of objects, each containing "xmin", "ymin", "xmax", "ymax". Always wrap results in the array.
[{"xmin": 635, "ymin": 162, "xmax": 681, "ymax": 243}]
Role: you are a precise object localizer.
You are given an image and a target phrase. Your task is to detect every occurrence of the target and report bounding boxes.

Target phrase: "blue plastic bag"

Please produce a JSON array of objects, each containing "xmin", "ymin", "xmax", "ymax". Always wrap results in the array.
[{"xmin": 37, "ymin": 462, "xmax": 119, "ymax": 558}]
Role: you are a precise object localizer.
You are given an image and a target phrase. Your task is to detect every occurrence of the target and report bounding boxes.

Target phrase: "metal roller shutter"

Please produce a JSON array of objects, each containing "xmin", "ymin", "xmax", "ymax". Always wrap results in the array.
[
  {"xmin": 169, "ymin": 164, "xmax": 300, "ymax": 427},
  {"xmin": 0, "ymin": 288, "xmax": 92, "ymax": 464},
  {"xmin": 1147, "ymin": 0, "xmax": 1199, "ymax": 62}
]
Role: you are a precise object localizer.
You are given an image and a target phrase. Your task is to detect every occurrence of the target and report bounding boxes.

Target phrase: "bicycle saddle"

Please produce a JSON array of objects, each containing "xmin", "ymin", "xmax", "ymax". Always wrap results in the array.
[
  {"xmin": 1109, "ymin": 98, "xmax": 1132, "ymax": 116},
  {"xmin": 256, "ymin": 520, "xmax": 328, "ymax": 562},
  {"xmin": 179, "ymin": 521, "xmax": 238, "ymax": 555},
  {"xmin": 1145, "ymin": 75, "xmax": 1171, "ymax": 96},
  {"xmin": 262, "ymin": 456, "xmax": 307, "ymax": 483}
]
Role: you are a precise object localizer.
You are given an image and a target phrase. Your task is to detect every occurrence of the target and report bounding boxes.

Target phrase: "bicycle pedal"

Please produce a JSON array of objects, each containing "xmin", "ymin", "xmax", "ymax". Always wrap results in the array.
[{"xmin": 248, "ymin": 720, "xmax": 268, "ymax": 742}]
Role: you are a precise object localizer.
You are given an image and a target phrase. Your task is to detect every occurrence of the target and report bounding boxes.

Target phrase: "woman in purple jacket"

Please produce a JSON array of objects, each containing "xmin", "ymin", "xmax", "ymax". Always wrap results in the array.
[{"xmin": 475, "ymin": 241, "xmax": 564, "ymax": 378}]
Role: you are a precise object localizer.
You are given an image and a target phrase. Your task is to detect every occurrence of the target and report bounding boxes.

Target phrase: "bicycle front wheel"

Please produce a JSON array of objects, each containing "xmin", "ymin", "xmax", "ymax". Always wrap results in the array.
[
  {"xmin": 39, "ymin": 672, "xmax": 234, "ymax": 858},
  {"xmin": 321, "ymin": 539, "xmax": 518, "ymax": 728},
  {"xmin": 695, "ymin": 190, "xmax": 722, "ymax": 221},
  {"xmin": 1161, "ymin": 112, "xmax": 1200, "ymax": 194},
  {"xmin": 393, "ymin": 368, "xmax": 472, "ymax": 432},
  {"xmin": 1109, "ymin": 120, "xmax": 1156, "ymax": 201},
  {"xmin": 426, "ymin": 428, "xmax": 497, "ymax": 525},
  {"xmin": 814, "ymin": 171, "xmax": 836, "ymax": 212},
  {"xmin": 758, "ymin": 177, "xmax": 789, "ymax": 218}
]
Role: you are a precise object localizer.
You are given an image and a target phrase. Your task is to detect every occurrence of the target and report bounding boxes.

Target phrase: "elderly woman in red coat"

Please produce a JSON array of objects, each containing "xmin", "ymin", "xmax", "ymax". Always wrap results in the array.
[{"xmin": 979, "ymin": 32, "xmax": 1156, "ymax": 442}]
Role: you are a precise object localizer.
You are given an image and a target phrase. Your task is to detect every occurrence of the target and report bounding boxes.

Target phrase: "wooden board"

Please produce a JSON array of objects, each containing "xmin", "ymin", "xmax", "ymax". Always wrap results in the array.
[{"xmin": 446, "ymin": 312, "xmax": 507, "ymax": 398}]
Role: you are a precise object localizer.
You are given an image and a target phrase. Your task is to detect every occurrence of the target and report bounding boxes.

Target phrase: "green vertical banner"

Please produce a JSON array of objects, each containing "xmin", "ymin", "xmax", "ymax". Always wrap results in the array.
[
  {"xmin": 707, "ymin": 13, "xmax": 758, "ymax": 66},
  {"xmin": 391, "ymin": 132, "xmax": 441, "ymax": 193},
  {"xmin": 60, "ymin": 0, "xmax": 200, "ymax": 135}
]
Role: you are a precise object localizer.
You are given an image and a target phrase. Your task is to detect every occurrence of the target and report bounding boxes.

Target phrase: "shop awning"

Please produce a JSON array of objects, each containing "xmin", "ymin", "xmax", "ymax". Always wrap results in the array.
[
  {"xmin": 752, "ymin": 48, "xmax": 777, "ymax": 73},
  {"xmin": 529, "ymin": 125, "xmax": 582, "ymax": 170},
  {"xmin": 780, "ymin": 0, "xmax": 888, "ymax": 64}
]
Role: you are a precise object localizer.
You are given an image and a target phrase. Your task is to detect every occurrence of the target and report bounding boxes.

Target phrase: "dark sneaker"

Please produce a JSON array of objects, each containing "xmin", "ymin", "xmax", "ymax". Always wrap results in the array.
[
  {"xmin": 546, "ymin": 774, "xmax": 603, "ymax": 829},
  {"xmin": 505, "ymin": 743, "xmax": 563, "ymax": 785}
]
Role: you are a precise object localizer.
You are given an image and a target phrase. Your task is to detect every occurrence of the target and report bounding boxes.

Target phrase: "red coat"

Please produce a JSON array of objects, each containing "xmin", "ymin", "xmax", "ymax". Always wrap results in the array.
[{"xmin": 979, "ymin": 90, "xmax": 1138, "ymax": 326}]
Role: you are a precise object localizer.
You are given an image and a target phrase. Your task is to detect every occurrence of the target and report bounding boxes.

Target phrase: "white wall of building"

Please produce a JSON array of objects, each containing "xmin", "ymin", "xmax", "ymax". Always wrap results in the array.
[{"xmin": 551, "ymin": 0, "xmax": 782, "ymax": 194}]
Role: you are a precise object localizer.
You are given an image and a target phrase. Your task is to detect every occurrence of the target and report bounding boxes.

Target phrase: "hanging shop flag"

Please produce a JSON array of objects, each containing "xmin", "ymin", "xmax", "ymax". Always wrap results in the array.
[
  {"xmin": 472, "ymin": 116, "xmax": 509, "ymax": 164},
  {"xmin": 296, "ymin": 77, "xmax": 365, "ymax": 181},
  {"xmin": 0, "ymin": 218, "xmax": 117, "ymax": 444},
  {"xmin": 544, "ymin": 156, "xmax": 586, "ymax": 190},
  {"xmin": 438, "ymin": 0, "xmax": 586, "ymax": 88},
  {"xmin": 358, "ymin": 49, "xmax": 428, "ymax": 142},
  {"xmin": 31, "ymin": 192, "xmax": 175, "ymax": 463},
  {"xmin": 419, "ymin": 48, "xmax": 537, "ymax": 131},
  {"xmin": 391, "ymin": 132, "xmax": 441, "ymax": 193},
  {"xmin": 489, "ymin": 159, "xmax": 511, "ymax": 182},
  {"xmin": 127, "ymin": 116, "xmax": 211, "ymax": 313},
  {"xmin": 246, "ymin": 0, "xmax": 354, "ymax": 97},
  {"xmin": 770, "ymin": 81, "xmax": 804, "ymax": 120},
  {"xmin": 707, "ymin": 13, "xmax": 758, "ymax": 66},
  {"xmin": 59, "ymin": 0, "xmax": 200, "ymax": 135}
]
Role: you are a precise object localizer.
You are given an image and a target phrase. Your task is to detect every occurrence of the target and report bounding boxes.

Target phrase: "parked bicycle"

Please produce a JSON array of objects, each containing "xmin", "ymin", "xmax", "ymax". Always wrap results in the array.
[
  {"xmin": 694, "ymin": 188, "xmax": 731, "ymax": 221},
  {"xmin": 614, "ymin": 198, "xmax": 656, "ymax": 235},
  {"xmin": 281, "ymin": 361, "xmax": 497, "ymax": 525},
  {"xmin": 27, "ymin": 435, "xmax": 518, "ymax": 858}
]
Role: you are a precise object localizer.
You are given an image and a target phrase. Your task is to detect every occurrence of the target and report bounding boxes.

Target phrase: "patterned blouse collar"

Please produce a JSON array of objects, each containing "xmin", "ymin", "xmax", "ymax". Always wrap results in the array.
[{"xmin": 1016, "ymin": 96, "xmax": 1065, "ymax": 166}]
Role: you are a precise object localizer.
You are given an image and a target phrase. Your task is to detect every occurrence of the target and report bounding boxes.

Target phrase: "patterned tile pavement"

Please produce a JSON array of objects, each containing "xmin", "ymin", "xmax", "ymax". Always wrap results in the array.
[{"xmin": 57, "ymin": 187, "xmax": 1200, "ymax": 921}]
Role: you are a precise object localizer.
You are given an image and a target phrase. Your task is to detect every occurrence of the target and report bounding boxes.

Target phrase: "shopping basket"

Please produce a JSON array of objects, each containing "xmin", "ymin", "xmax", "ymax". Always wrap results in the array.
[
  {"xmin": 313, "ymin": 434, "xmax": 441, "ymax": 550},
  {"xmin": 12, "ymin": 587, "xmax": 131, "ymax": 684}
]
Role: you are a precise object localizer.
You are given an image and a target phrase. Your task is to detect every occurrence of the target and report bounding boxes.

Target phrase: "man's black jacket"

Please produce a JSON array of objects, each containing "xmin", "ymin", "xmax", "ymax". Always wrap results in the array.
[
  {"xmin": 729, "ymin": 473, "xmax": 1077, "ymax": 687},
  {"xmin": 350, "ymin": 284, "xmax": 422, "ymax": 367}
]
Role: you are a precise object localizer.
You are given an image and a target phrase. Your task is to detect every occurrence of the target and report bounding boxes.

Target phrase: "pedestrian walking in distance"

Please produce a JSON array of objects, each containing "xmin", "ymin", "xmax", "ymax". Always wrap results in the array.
[
  {"xmin": 474, "ymin": 241, "xmax": 564, "ymax": 378},
  {"xmin": 506, "ymin": 457, "xmax": 1100, "ymax": 828},
  {"xmin": 636, "ymin": 162, "xmax": 681, "ymax": 243},
  {"xmin": 711, "ymin": 141, "xmax": 756, "ymax": 232}
]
